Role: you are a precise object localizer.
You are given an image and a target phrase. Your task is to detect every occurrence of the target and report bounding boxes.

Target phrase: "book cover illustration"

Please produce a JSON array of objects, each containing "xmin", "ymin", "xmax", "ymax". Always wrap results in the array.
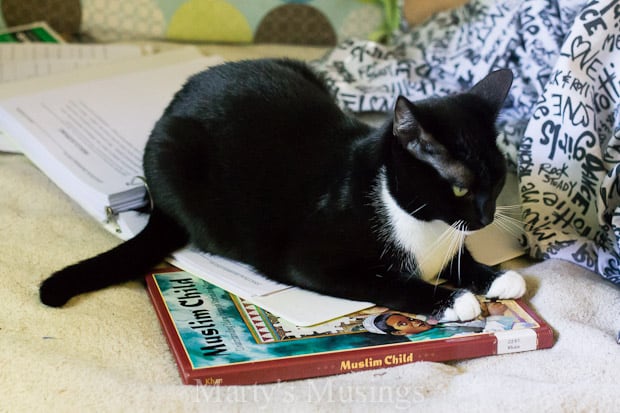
[
  {"xmin": 234, "ymin": 290, "xmax": 538, "ymax": 344},
  {"xmin": 147, "ymin": 270, "xmax": 554, "ymax": 385}
]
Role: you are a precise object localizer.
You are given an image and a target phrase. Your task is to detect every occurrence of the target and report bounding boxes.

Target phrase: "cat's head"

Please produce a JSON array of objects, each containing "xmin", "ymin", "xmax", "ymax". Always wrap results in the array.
[{"xmin": 386, "ymin": 69, "xmax": 513, "ymax": 231}]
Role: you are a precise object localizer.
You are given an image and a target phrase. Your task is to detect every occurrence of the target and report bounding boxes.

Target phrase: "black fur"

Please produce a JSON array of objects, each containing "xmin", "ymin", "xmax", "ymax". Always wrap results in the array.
[{"xmin": 40, "ymin": 59, "xmax": 514, "ymax": 318}]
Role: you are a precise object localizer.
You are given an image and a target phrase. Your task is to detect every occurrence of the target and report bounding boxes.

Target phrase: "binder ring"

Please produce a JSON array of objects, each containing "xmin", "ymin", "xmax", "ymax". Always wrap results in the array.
[{"xmin": 131, "ymin": 175, "xmax": 154, "ymax": 213}]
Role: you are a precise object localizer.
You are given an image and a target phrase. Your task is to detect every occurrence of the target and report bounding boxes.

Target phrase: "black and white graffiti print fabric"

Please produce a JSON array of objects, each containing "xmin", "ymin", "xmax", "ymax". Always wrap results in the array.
[{"xmin": 313, "ymin": 0, "xmax": 620, "ymax": 284}]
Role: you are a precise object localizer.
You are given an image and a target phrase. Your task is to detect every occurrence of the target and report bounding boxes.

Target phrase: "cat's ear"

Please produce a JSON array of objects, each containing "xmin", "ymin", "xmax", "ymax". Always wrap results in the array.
[
  {"xmin": 393, "ymin": 96, "xmax": 448, "ymax": 161},
  {"xmin": 393, "ymin": 96, "xmax": 471, "ymax": 184},
  {"xmin": 468, "ymin": 69, "xmax": 513, "ymax": 116},
  {"xmin": 393, "ymin": 95, "xmax": 417, "ymax": 144}
]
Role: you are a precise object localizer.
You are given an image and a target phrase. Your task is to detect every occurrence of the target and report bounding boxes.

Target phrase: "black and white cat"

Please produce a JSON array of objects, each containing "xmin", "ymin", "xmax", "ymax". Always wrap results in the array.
[{"xmin": 39, "ymin": 59, "xmax": 525, "ymax": 321}]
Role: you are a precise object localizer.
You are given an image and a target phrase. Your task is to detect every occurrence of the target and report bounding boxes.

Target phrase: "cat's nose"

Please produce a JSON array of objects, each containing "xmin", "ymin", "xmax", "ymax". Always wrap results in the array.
[
  {"xmin": 477, "ymin": 197, "xmax": 495, "ymax": 227},
  {"xmin": 478, "ymin": 213, "xmax": 493, "ymax": 227}
]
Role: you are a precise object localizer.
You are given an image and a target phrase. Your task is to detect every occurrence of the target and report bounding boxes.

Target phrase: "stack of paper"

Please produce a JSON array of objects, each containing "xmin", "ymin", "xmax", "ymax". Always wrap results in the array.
[{"xmin": 0, "ymin": 22, "xmax": 152, "ymax": 152}]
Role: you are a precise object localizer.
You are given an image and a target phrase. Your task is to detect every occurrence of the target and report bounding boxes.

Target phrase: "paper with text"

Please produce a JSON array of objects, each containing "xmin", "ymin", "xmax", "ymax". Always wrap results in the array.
[
  {"xmin": 0, "ymin": 43, "xmax": 152, "ymax": 152},
  {"xmin": 0, "ymin": 48, "xmax": 215, "ymax": 219},
  {"xmin": 0, "ymin": 43, "xmax": 152, "ymax": 82}
]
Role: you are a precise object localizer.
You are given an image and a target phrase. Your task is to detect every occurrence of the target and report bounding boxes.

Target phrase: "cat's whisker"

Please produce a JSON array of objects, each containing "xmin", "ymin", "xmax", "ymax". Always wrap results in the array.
[
  {"xmin": 418, "ymin": 224, "xmax": 455, "ymax": 259},
  {"xmin": 424, "ymin": 227, "xmax": 457, "ymax": 287},
  {"xmin": 420, "ymin": 223, "xmax": 461, "ymax": 270},
  {"xmin": 430, "ymin": 220, "xmax": 466, "ymax": 287},
  {"xmin": 492, "ymin": 220, "xmax": 521, "ymax": 238},
  {"xmin": 496, "ymin": 216, "xmax": 524, "ymax": 233},
  {"xmin": 453, "ymin": 221, "xmax": 467, "ymax": 285},
  {"xmin": 452, "ymin": 222, "xmax": 466, "ymax": 285},
  {"xmin": 495, "ymin": 213, "xmax": 523, "ymax": 223},
  {"xmin": 440, "ymin": 230, "xmax": 457, "ymax": 284},
  {"xmin": 492, "ymin": 212, "xmax": 525, "ymax": 237},
  {"xmin": 495, "ymin": 205, "xmax": 522, "ymax": 217},
  {"xmin": 497, "ymin": 212, "xmax": 524, "ymax": 225},
  {"xmin": 408, "ymin": 203, "xmax": 427, "ymax": 216}
]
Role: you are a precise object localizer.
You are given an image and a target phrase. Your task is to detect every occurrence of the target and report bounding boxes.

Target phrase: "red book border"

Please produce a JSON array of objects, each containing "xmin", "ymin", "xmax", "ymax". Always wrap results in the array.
[{"xmin": 145, "ymin": 273, "xmax": 555, "ymax": 385}]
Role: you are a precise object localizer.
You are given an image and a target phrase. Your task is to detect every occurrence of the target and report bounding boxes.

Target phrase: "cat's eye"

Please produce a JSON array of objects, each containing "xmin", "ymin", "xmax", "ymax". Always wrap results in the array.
[{"xmin": 452, "ymin": 185, "xmax": 469, "ymax": 197}]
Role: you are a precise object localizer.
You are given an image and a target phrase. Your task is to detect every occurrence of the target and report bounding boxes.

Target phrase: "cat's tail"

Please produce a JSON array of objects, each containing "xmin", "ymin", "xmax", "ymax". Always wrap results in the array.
[{"xmin": 39, "ymin": 208, "xmax": 189, "ymax": 307}]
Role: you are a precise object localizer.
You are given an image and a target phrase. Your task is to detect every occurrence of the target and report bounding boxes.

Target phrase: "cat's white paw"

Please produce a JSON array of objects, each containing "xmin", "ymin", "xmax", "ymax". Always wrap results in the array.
[
  {"xmin": 439, "ymin": 291, "xmax": 481, "ymax": 322},
  {"xmin": 485, "ymin": 270, "xmax": 526, "ymax": 299}
]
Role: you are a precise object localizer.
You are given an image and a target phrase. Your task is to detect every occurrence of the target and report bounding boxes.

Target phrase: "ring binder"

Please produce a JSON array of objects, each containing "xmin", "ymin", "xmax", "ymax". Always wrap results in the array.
[{"xmin": 105, "ymin": 176, "xmax": 153, "ymax": 233}]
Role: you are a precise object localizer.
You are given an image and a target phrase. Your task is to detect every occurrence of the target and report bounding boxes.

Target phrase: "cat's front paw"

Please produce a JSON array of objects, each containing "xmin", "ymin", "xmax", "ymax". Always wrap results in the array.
[
  {"xmin": 485, "ymin": 270, "xmax": 526, "ymax": 299},
  {"xmin": 438, "ymin": 290, "xmax": 481, "ymax": 322}
]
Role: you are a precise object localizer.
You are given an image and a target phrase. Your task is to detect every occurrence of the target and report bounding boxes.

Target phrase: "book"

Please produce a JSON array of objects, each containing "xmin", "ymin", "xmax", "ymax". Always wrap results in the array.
[
  {"xmin": 0, "ymin": 44, "xmax": 524, "ymax": 325},
  {"xmin": 146, "ymin": 269, "xmax": 555, "ymax": 385},
  {"xmin": 0, "ymin": 21, "xmax": 64, "ymax": 43}
]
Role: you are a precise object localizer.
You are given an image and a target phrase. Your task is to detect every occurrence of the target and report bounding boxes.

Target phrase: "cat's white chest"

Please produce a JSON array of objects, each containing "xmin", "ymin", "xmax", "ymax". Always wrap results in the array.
[{"xmin": 378, "ymin": 176, "xmax": 464, "ymax": 281}]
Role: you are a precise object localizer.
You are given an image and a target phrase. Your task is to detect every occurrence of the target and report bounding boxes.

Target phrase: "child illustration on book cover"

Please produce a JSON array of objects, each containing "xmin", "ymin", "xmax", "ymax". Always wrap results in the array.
[{"xmin": 361, "ymin": 301, "xmax": 523, "ymax": 339}]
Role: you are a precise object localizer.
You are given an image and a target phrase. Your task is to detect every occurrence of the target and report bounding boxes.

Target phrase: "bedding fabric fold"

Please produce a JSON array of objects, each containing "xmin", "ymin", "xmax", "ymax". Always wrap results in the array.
[{"xmin": 314, "ymin": 0, "xmax": 620, "ymax": 285}]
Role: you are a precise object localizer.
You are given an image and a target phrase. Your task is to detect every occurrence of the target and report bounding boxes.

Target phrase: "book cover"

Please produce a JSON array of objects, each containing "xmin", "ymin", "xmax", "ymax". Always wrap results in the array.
[
  {"xmin": 0, "ymin": 22, "xmax": 64, "ymax": 43},
  {"xmin": 146, "ymin": 270, "xmax": 555, "ymax": 385}
]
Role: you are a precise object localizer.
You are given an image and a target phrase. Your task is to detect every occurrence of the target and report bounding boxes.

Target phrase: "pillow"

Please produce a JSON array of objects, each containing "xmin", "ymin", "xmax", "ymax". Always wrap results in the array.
[{"xmin": 0, "ymin": 0, "xmax": 393, "ymax": 45}]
